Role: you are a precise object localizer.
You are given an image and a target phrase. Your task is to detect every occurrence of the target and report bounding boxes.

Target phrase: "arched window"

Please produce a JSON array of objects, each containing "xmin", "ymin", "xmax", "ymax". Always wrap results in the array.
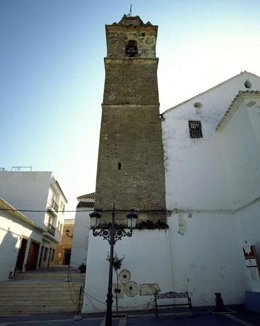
[{"xmin": 125, "ymin": 40, "xmax": 138, "ymax": 57}]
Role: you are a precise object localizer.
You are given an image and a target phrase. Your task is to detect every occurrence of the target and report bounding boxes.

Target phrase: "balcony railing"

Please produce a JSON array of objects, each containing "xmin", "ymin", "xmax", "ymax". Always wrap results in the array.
[
  {"xmin": 47, "ymin": 199, "xmax": 59, "ymax": 216},
  {"xmin": 47, "ymin": 223, "xmax": 55, "ymax": 236},
  {"xmin": 52, "ymin": 199, "xmax": 59, "ymax": 213}
]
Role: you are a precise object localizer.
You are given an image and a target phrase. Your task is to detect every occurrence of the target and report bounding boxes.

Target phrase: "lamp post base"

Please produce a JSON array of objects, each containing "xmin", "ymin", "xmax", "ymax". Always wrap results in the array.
[{"xmin": 105, "ymin": 292, "xmax": 113, "ymax": 326}]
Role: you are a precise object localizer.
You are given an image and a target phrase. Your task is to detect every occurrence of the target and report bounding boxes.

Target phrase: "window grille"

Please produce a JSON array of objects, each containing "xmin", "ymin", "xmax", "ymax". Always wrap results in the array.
[{"xmin": 188, "ymin": 120, "xmax": 203, "ymax": 138}]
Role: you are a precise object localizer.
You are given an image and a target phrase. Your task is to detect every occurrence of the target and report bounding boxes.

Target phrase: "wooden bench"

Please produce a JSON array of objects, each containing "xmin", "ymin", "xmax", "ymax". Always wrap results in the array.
[{"xmin": 154, "ymin": 291, "xmax": 193, "ymax": 317}]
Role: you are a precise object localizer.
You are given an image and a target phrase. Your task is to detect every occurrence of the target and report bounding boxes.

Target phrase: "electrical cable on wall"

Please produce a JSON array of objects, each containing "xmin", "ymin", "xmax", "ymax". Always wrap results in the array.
[{"xmin": 0, "ymin": 208, "xmax": 170, "ymax": 213}]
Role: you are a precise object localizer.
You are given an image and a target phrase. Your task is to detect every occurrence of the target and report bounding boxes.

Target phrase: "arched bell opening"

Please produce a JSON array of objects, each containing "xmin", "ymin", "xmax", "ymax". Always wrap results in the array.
[{"xmin": 125, "ymin": 40, "xmax": 138, "ymax": 57}]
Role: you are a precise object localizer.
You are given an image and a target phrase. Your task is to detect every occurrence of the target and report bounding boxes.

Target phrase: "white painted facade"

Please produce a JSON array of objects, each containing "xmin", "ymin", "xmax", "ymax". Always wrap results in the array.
[
  {"xmin": 70, "ymin": 194, "xmax": 94, "ymax": 268},
  {"xmin": 162, "ymin": 71, "xmax": 260, "ymax": 306},
  {"xmin": 0, "ymin": 171, "xmax": 67, "ymax": 269},
  {"xmin": 83, "ymin": 230, "xmax": 172, "ymax": 313},
  {"xmin": 0, "ymin": 198, "xmax": 43, "ymax": 281}
]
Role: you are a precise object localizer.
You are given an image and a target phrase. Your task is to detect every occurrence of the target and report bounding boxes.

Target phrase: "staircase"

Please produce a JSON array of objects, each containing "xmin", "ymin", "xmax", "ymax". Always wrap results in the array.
[{"xmin": 0, "ymin": 266, "xmax": 85, "ymax": 316}]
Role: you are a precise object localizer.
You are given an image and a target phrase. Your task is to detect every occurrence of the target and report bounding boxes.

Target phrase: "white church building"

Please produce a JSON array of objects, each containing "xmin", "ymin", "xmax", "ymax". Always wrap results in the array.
[
  {"xmin": 82, "ymin": 71, "xmax": 260, "ymax": 313},
  {"xmin": 162, "ymin": 71, "xmax": 260, "ymax": 307}
]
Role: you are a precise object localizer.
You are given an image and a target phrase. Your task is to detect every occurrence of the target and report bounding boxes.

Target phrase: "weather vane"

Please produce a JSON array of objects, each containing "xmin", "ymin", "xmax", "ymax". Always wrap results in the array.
[{"xmin": 128, "ymin": 4, "xmax": 132, "ymax": 16}]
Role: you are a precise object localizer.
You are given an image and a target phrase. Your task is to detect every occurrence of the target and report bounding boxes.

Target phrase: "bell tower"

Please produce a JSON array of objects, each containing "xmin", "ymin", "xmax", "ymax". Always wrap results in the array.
[{"xmin": 95, "ymin": 15, "xmax": 166, "ymax": 222}]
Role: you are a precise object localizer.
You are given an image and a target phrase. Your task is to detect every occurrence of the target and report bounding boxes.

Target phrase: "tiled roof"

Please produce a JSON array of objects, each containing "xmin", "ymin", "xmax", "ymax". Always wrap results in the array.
[
  {"xmin": 77, "ymin": 202, "xmax": 95, "ymax": 209},
  {"xmin": 77, "ymin": 193, "xmax": 95, "ymax": 200},
  {"xmin": 216, "ymin": 90, "xmax": 260, "ymax": 130}
]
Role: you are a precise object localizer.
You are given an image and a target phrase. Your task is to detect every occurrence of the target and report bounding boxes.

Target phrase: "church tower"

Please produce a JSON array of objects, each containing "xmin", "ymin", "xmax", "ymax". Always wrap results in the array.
[{"xmin": 95, "ymin": 15, "xmax": 166, "ymax": 222}]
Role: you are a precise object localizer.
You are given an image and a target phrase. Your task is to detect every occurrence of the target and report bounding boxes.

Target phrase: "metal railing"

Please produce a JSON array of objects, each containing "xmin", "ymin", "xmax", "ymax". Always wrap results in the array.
[
  {"xmin": 52, "ymin": 199, "xmax": 59, "ymax": 212},
  {"xmin": 47, "ymin": 223, "xmax": 55, "ymax": 236}
]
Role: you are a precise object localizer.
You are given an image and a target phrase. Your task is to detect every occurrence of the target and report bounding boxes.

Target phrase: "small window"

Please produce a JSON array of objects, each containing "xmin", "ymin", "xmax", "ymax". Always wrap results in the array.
[
  {"xmin": 189, "ymin": 120, "xmax": 203, "ymax": 138},
  {"xmin": 125, "ymin": 40, "xmax": 138, "ymax": 57}
]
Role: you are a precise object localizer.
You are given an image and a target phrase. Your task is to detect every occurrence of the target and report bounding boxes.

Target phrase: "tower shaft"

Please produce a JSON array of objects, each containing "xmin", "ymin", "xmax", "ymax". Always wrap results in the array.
[{"xmin": 95, "ymin": 15, "xmax": 166, "ymax": 222}]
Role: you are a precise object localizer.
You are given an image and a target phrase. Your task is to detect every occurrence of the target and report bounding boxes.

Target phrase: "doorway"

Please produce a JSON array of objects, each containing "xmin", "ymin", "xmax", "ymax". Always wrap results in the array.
[
  {"xmin": 26, "ymin": 241, "xmax": 40, "ymax": 270},
  {"xmin": 63, "ymin": 249, "xmax": 71, "ymax": 265},
  {"xmin": 16, "ymin": 238, "xmax": 28, "ymax": 271}
]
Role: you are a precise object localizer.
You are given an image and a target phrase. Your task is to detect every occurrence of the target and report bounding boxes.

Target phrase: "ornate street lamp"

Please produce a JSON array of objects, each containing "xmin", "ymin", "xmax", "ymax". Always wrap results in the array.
[{"xmin": 89, "ymin": 204, "xmax": 137, "ymax": 326}]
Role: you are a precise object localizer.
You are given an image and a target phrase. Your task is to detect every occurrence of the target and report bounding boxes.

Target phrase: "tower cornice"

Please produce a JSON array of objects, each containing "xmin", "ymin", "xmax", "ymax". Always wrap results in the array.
[{"xmin": 104, "ymin": 58, "xmax": 159, "ymax": 64}]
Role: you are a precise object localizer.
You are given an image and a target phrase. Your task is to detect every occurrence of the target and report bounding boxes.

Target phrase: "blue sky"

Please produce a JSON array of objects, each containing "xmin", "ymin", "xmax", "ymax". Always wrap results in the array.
[{"xmin": 1, "ymin": 0, "xmax": 260, "ymax": 215}]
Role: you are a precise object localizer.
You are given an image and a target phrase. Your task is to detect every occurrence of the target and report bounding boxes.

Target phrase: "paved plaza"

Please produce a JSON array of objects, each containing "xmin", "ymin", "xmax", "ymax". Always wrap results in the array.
[{"xmin": 0, "ymin": 307, "xmax": 260, "ymax": 326}]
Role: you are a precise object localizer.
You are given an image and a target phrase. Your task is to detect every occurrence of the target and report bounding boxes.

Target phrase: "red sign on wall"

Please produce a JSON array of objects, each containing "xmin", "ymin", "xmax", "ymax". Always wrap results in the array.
[
  {"xmin": 243, "ymin": 245, "xmax": 260, "ymax": 283},
  {"xmin": 243, "ymin": 245, "xmax": 259, "ymax": 268}
]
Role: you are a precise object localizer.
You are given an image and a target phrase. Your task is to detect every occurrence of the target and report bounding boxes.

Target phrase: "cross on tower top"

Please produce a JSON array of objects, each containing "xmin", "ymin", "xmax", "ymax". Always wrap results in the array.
[{"xmin": 128, "ymin": 4, "xmax": 132, "ymax": 16}]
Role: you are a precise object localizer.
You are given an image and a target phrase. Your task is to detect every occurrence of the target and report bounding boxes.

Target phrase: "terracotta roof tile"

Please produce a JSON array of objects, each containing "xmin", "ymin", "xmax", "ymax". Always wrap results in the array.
[
  {"xmin": 76, "ymin": 202, "xmax": 95, "ymax": 209},
  {"xmin": 77, "ymin": 193, "xmax": 95, "ymax": 200}
]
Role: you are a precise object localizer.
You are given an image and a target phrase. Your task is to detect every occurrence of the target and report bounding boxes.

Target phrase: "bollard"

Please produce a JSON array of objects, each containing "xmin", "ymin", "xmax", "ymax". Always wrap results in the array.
[{"xmin": 215, "ymin": 292, "xmax": 225, "ymax": 312}]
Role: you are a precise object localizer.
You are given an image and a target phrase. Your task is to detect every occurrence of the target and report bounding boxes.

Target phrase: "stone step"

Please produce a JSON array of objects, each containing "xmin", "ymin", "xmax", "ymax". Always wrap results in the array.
[
  {"xmin": 0, "ymin": 305, "xmax": 79, "ymax": 315},
  {"xmin": 14, "ymin": 274, "xmax": 83, "ymax": 279},
  {"xmin": 0, "ymin": 270, "xmax": 84, "ymax": 315},
  {"xmin": 13, "ymin": 270, "xmax": 84, "ymax": 281},
  {"xmin": 0, "ymin": 299, "xmax": 82, "ymax": 315},
  {"xmin": 0, "ymin": 281, "xmax": 80, "ymax": 285},
  {"xmin": 0, "ymin": 305, "xmax": 81, "ymax": 315},
  {"xmin": 10, "ymin": 277, "xmax": 84, "ymax": 283},
  {"xmin": 0, "ymin": 281, "xmax": 83, "ymax": 290},
  {"xmin": 0, "ymin": 291, "xmax": 81, "ymax": 299}
]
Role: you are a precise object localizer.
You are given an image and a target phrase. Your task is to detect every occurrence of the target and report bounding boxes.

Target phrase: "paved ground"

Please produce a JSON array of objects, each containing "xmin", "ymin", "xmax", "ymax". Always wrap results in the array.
[{"xmin": 0, "ymin": 307, "xmax": 260, "ymax": 326}]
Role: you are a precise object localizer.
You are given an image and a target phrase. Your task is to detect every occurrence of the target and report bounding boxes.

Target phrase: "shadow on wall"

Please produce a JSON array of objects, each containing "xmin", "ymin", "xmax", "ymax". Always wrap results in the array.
[{"xmin": 0, "ymin": 228, "xmax": 19, "ymax": 280}]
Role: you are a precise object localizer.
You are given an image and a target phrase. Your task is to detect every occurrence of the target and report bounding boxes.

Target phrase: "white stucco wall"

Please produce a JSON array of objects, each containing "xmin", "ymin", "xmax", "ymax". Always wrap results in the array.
[
  {"xmin": 168, "ymin": 212, "xmax": 245, "ymax": 306},
  {"xmin": 248, "ymin": 100, "xmax": 260, "ymax": 148},
  {"xmin": 0, "ymin": 171, "xmax": 51, "ymax": 227},
  {"xmin": 83, "ymin": 230, "xmax": 172, "ymax": 313},
  {"xmin": 162, "ymin": 72, "xmax": 260, "ymax": 306},
  {"xmin": 70, "ymin": 209, "xmax": 91, "ymax": 268},
  {"xmin": 218, "ymin": 93, "xmax": 260, "ymax": 292},
  {"xmin": 0, "ymin": 211, "xmax": 43, "ymax": 281},
  {"xmin": 163, "ymin": 72, "xmax": 260, "ymax": 211},
  {"xmin": 219, "ymin": 97, "xmax": 260, "ymax": 208},
  {"xmin": 236, "ymin": 201, "xmax": 260, "ymax": 251}
]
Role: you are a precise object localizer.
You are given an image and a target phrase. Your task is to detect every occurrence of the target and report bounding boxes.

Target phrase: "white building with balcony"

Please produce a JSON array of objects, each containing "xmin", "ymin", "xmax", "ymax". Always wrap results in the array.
[{"xmin": 0, "ymin": 171, "xmax": 67, "ymax": 270}]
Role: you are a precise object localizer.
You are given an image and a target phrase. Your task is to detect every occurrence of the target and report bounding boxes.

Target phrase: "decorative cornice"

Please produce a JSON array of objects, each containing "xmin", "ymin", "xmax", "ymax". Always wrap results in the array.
[{"xmin": 216, "ymin": 91, "xmax": 260, "ymax": 131}]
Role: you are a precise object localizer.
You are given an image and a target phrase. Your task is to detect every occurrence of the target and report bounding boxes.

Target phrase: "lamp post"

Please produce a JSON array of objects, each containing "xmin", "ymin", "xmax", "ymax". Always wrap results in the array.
[{"xmin": 89, "ymin": 204, "xmax": 138, "ymax": 326}]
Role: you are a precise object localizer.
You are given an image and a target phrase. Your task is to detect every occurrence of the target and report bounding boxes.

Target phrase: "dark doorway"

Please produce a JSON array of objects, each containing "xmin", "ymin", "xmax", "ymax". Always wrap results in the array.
[
  {"xmin": 16, "ymin": 238, "xmax": 28, "ymax": 271},
  {"xmin": 63, "ymin": 249, "xmax": 71, "ymax": 265},
  {"xmin": 26, "ymin": 241, "xmax": 40, "ymax": 270},
  {"xmin": 38, "ymin": 245, "xmax": 44, "ymax": 268}
]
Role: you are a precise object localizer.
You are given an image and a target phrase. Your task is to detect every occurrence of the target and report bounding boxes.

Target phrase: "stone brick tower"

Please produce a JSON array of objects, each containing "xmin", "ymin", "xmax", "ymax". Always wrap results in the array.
[{"xmin": 95, "ymin": 15, "xmax": 166, "ymax": 222}]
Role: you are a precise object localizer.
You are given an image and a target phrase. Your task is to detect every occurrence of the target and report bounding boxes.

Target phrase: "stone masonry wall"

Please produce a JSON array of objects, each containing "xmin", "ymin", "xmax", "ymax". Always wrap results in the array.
[
  {"xmin": 95, "ymin": 17, "xmax": 166, "ymax": 223},
  {"xmin": 103, "ymin": 59, "xmax": 159, "ymax": 105},
  {"xmin": 95, "ymin": 104, "xmax": 165, "ymax": 222}
]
